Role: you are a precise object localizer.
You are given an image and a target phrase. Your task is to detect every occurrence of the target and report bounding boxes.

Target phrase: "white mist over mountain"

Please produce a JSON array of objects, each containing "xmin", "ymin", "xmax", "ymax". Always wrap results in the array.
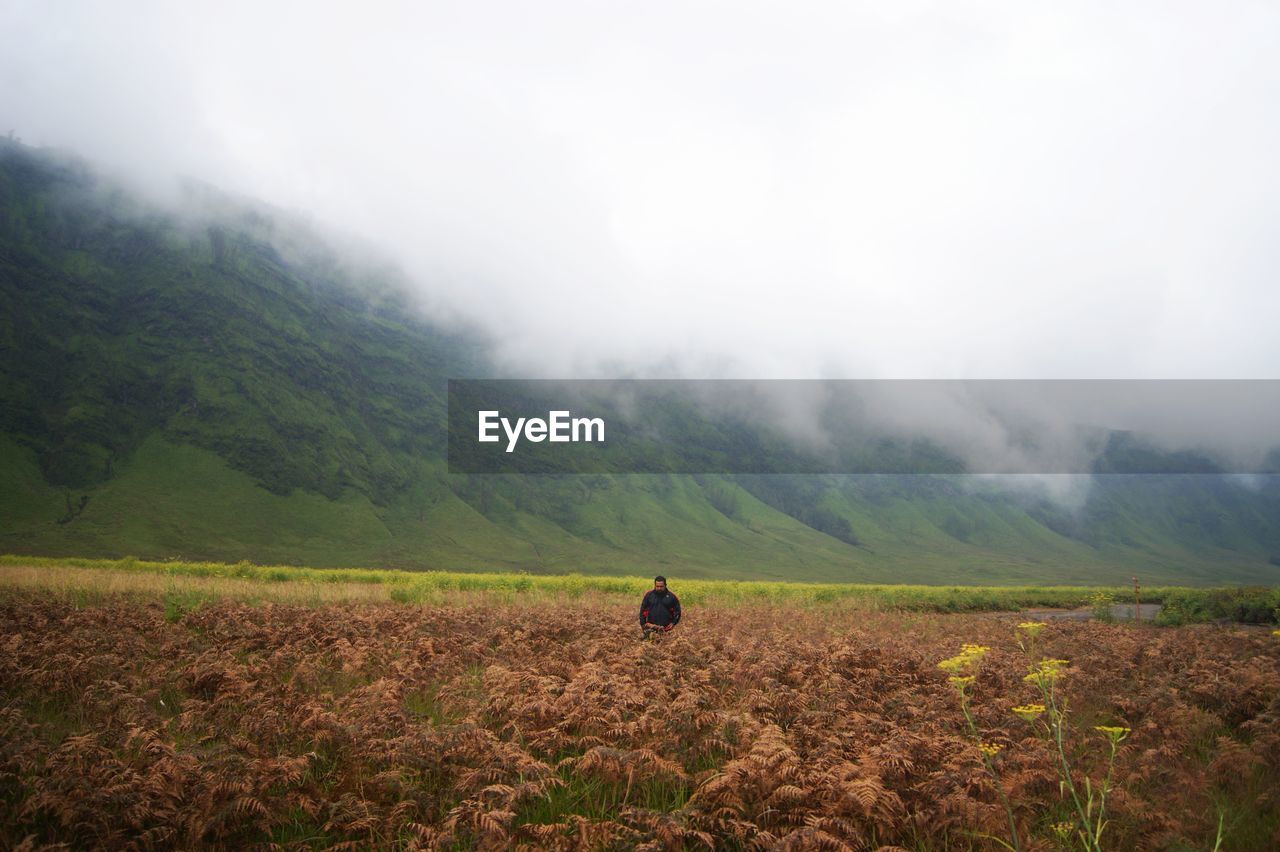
[{"xmin": 3, "ymin": 2, "xmax": 1278, "ymax": 386}]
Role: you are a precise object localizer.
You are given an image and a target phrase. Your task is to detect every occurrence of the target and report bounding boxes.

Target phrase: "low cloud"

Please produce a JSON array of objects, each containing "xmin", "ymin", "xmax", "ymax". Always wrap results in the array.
[{"xmin": 3, "ymin": 1, "xmax": 1278, "ymax": 485}]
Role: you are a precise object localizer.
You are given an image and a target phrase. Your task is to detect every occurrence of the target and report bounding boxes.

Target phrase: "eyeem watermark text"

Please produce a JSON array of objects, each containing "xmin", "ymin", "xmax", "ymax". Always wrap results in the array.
[{"xmin": 478, "ymin": 410, "xmax": 606, "ymax": 453}]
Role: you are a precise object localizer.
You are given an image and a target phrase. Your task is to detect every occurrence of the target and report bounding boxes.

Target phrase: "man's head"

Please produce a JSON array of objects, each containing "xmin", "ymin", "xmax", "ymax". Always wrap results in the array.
[{"xmin": 653, "ymin": 575, "xmax": 667, "ymax": 592}]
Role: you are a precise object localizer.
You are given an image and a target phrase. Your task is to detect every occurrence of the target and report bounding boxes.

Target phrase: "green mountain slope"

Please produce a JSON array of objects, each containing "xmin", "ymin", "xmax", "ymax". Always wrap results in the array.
[{"xmin": 3, "ymin": 139, "xmax": 1279, "ymax": 584}]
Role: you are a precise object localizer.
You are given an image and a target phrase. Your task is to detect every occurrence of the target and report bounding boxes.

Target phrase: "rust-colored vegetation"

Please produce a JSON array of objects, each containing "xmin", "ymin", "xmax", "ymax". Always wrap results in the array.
[{"xmin": 1, "ymin": 593, "xmax": 1278, "ymax": 850}]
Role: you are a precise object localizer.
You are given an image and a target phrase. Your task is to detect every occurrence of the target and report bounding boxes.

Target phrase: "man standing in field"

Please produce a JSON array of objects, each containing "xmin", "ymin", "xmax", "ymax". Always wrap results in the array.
[{"xmin": 639, "ymin": 575, "xmax": 681, "ymax": 639}]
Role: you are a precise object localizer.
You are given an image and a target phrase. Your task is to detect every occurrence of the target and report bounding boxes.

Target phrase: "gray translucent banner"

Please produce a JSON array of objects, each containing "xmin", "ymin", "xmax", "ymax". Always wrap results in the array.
[{"xmin": 447, "ymin": 379, "xmax": 1280, "ymax": 474}]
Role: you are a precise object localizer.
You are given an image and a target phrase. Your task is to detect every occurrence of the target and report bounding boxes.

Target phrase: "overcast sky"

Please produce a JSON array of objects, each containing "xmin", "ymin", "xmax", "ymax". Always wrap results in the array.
[{"xmin": 3, "ymin": 0, "xmax": 1279, "ymax": 381}]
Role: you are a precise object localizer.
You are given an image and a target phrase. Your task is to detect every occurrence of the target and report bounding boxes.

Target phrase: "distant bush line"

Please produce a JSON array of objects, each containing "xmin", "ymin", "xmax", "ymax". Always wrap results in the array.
[{"xmin": 2, "ymin": 554, "xmax": 1276, "ymax": 623}]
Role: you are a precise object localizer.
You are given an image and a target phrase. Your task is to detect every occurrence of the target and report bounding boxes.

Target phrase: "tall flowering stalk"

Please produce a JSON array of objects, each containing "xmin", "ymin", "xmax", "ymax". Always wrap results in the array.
[
  {"xmin": 938, "ymin": 643, "xmax": 1021, "ymax": 852},
  {"xmin": 1012, "ymin": 622, "xmax": 1127, "ymax": 851}
]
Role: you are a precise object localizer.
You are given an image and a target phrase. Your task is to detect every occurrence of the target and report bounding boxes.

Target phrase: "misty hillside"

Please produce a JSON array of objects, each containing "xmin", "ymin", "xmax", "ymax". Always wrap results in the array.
[{"xmin": 3, "ymin": 139, "xmax": 1279, "ymax": 585}]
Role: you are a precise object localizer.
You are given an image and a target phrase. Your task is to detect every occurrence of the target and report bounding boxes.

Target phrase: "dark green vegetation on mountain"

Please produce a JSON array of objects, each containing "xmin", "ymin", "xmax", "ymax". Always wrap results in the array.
[{"xmin": 3, "ymin": 140, "xmax": 1279, "ymax": 584}]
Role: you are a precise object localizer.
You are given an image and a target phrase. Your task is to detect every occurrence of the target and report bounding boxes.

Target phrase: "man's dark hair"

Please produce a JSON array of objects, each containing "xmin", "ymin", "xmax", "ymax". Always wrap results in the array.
[{"xmin": 654, "ymin": 575, "xmax": 666, "ymax": 583}]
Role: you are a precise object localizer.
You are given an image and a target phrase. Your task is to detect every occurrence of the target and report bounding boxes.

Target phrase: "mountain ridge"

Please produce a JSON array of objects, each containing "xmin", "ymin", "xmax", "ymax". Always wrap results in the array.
[{"xmin": 3, "ymin": 138, "xmax": 1279, "ymax": 585}]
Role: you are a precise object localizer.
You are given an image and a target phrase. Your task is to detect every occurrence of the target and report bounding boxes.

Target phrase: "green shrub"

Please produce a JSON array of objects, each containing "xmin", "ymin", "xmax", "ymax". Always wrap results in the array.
[
  {"xmin": 389, "ymin": 585, "xmax": 426, "ymax": 604},
  {"xmin": 163, "ymin": 589, "xmax": 212, "ymax": 623},
  {"xmin": 1154, "ymin": 587, "xmax": 1280, "ymax": 625},
  {"xmin": 1089, "ymin": 591, "xmax": 1116, "ymax": 623},
  {"xmin": 1154, "ymin": 602, "xmax": 1187, "ymax": 627}
]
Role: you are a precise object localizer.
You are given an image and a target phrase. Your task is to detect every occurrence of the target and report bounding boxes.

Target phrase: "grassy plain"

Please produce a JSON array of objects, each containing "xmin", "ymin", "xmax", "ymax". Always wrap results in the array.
[
  {"xmin": 4, "ymin": 555, "xmax": 1279, "ymax": 627},
  {"xmin": 2, "ymin": 571, "xmax": 1278, "ymax": 849}
]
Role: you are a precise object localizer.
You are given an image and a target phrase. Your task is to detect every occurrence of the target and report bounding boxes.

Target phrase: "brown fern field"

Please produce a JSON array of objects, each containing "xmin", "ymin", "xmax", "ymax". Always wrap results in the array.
[{"xmin": 1, "ymin": 577, "xmax": 1279, "ymax": 849}]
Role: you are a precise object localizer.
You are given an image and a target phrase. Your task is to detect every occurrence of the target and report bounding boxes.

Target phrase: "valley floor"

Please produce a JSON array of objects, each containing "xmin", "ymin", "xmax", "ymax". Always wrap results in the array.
[{"xmin": 2, "ymin": 579, "xmax": 1278, "ymax": 849}]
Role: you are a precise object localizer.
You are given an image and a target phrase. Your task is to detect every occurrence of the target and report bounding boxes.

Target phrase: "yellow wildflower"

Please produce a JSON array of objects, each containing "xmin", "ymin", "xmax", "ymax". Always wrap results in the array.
[
  {"xmin": 1012, "ymin": 703, "xmax": 1046, "ymax": 721},
  {"xmin": 979, "ymin": 742, "xmax": 1003, "ymax": 758},
  {"xmin": 1050, "ymin": 821, "xmax": 1073, "ymax": 838},
  {"xmin": 1017, "ymin": 621, "xmax": 1047, "ymax": 637},
  {"xmin": 1094, "ymin": 725, "xmax": 1130, "ymax": 744},
  {"xmin": 1024, "ymin": 659, "xmax": 1069, "ymax": 683},
  {"xmin": 948, "ymin": 675, "xmax": 975, "ymax": 690},
  {"xmin": 1024, "ymin": 668, "xmax": 1064, "ymax": 684},
  {"xmin": 1272, "ymin": 629, "xmax": 1280, "ymax": 638},
  {"xmin": 937, "ymin": 643, "xmax": 991, "ymax": 674}
]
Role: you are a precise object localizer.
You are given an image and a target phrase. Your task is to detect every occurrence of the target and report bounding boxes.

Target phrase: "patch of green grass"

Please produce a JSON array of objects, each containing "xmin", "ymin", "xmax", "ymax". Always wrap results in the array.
[
  {"xmin": 1210, "ymin": 768, "xmax": 1280, "ymax": 852},
  {"xmin": 403, "ymin": 684, "xmax": 460, "ymax": 726},
  {"xmin": 153, "ymin": 681, "xmax": 186, "ymax": 719},
  {"xmin": 163, "ymin": 588, "xmax": 214, "ymax": 623},
  {"xmin": 268, "ymin": 808, "xmax": 329, "ymax": 848},
  {"xmin": 63, "ymin": 584, "xmax": 108, "ymax": 610},
  {"xmin": 18, "ymin": 694, "xmax": 91, "ymax": 746},
  {"xmin": 513, "ymin": 769, "xmax": 691, "ymax": 828}
]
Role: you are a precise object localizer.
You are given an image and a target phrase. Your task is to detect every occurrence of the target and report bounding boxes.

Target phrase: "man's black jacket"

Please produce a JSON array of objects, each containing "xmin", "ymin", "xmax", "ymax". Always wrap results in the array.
[{"xmin": 640, "ymin": 588, "xmax": 681, "ymax": 627}]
